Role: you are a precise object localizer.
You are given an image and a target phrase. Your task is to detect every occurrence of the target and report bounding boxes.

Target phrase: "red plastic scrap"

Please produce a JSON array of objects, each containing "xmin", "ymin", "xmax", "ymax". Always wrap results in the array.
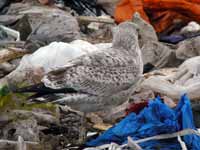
[{"xmin": 126, "ymin": 101, "xmax": 148, "ymax": 115}]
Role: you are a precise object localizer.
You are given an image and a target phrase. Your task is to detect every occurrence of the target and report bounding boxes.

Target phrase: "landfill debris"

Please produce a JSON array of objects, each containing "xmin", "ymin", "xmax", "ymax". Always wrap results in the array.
[
  {"xmin": 86, "ymin": 113, "xmax": 112, "ymax": 131},
  {"xmin": 5, "ymin": 3, "xmax": 80, "ymax": 51},
  {"xmin": 60, "ymin": 0, "xmax": 106, "ymax": 16},
  {"xmin": 126, "ymin": 101, "xmax": 148, "ymax": 115},
  {"xmin": 114, "ymin": 0, "xmax": 200, "ymax": 33},
  {"xmin": 181, "ymin": 21, "xmax": 200, "ymax": 34},
  {"xmin": 0, "ymin": 136, "xmax": 39, "ymax": 150},
  {"xmin": 97, "ymin": 0, "xmax": 120, "ymax": 16},
  {"xmin": 0, "ymin": 104, "xmax": 86, "ymax": 149},
  {"xmin": 192, "ymin": 102, "xmax": 200, "ymax": 128},
  {"xmin": 0, "ymin": 0, "xmax": 10, "ymax": 14},
  {"xmin": 159, "ymin": 35, "xmax": 187, "ymax": 44},
  {"xmin": 162, "ymin": 95, "xmax": 177, "ymax": 108},
  {"xmin": 0, "ymin": 25, "xmax": 20, "ymax": 41},
  {"xmin": 176, "ymin": 36, "xmax": 200, "ymax": 60},
  {"xmin": 85, "ymin": 129, "xmax": 200, "ymax": 150},
  {"xmin": 87, "ymin": 16, "xmax": 113, "ymax": 30},
  {"xmin": 39, "ymin": 0, "xmax": 107, "ymax": 16},
  {"xmin": 77, "ymin": 15, "xmax": 115, "ymax": 25},
  {"xmin": 38, "ymin": 0, "xmax": 51, "ymax": 5},
  {"xmin": 0, "ymin": 0, "xmax": 200, "ymax": 149},
  {"xmin": 0, "ymin": 48, "xmax": 28, "ymax": 65},
  {"xmin": 141, "ymin": 56, "xmax": 200, "ymax": 100},
  {"xmin": 159, "ymin": 22, "xmax": 200, "ymax": 44},
  {"xmin": 86, "ymin": 94, "xmax": 200, "ymax": 150}
]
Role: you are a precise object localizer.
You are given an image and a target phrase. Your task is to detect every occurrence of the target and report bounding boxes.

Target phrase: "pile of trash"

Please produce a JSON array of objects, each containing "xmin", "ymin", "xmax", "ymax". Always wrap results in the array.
[
  {"xmin": 0, "ymin": 0, "xmax": 200, "ymax": 150},
  {"xmin": 86, "ymin": 94, "xmax": 200, "ymax": 150}
]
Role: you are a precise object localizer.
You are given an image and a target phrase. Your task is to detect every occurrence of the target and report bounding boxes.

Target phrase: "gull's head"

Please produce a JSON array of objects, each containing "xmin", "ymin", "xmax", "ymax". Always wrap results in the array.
[{"xmin": 112, "ymin": 21, "xmax": 139, "ymax": 50}]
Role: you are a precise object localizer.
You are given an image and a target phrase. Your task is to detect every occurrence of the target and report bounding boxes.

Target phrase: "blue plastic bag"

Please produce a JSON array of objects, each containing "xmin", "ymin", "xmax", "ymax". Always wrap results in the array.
[{"xmin": 87, "ymin": 94, "xmax": 200, "ymax": 150}]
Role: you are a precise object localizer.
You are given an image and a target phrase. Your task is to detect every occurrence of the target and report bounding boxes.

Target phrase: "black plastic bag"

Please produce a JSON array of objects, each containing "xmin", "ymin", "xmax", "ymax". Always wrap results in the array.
[{"xmin": 61, "ymin": 0, "xmax": 106, "ymax": 16}]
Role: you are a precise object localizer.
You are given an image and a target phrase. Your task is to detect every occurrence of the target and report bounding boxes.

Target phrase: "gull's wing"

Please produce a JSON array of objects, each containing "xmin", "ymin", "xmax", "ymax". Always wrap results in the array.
[{"xmin": 42, "ymin": 49, "xmax": 142, "ymax": 96}]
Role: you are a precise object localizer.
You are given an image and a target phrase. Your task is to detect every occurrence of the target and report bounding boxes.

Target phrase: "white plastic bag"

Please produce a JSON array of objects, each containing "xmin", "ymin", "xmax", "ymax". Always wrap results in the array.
[
  {"xmin": 20, "ymin": 40, "xmax": 99, "ymax": 73},
  {"xmin": 7, "ymin": 40, "xmax": 101, "ymax": 84}
]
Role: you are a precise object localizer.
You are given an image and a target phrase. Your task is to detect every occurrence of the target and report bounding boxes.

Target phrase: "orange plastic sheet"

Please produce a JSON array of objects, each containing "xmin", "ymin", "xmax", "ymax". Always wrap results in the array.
[{"xmin": 114, "ymin": 0, "xmax": 200, "ymax": 33}]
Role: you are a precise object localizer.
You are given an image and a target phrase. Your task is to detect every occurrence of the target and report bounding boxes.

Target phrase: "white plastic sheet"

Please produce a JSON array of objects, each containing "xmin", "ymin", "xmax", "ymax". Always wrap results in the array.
[{"xmin": 19, "ymin": 40, "xmax": 99, "ymax": 73}]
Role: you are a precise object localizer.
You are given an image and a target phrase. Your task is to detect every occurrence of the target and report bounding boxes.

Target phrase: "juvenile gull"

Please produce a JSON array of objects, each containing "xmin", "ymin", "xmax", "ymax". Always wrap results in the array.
[{"xmin": 17, "ymin": 21, "xmax": 143, "ymax": 112}]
